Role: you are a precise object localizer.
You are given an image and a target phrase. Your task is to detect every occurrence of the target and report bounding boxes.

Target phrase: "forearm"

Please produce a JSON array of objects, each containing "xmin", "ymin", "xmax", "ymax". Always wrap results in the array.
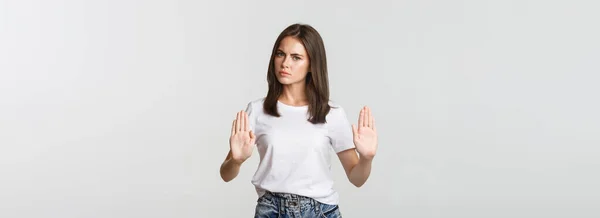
[
  {"xmin": 348, "ymin": 156, "xmax": 373, "ymax": 187},
  {"xmin": 220, "ymin": 157, "xmax": 242, "ymax": 182}
]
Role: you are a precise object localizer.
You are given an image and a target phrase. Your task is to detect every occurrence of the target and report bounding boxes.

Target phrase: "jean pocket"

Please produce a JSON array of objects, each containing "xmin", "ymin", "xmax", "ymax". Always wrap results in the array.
[
  {"xmin": 319, "ymin": 203, "xmax": 341, "ymax": 218},
  {"xmin": 255, "ymin": 196, "xmax": 278, "ymax": 218},
  {"xmin": 257, "ymin": 195, "xmax": 274, "ymax": 205}
]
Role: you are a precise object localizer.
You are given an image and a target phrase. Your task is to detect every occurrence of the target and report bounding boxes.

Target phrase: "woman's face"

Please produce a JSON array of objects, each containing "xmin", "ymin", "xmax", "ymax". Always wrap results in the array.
[{"xmin": 274, "ymin": 36, "xmax": 310, "ymax": 86}]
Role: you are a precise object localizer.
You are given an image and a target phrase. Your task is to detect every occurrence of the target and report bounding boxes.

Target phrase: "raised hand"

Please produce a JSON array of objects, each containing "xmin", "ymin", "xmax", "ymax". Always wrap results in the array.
[
  {"xmin": 229, "ymin": 110, "xmax": 256, "ymax": 164},
  {"xmin": 351, "ymin": 106, "xmax": 378, "ymax": 160}
]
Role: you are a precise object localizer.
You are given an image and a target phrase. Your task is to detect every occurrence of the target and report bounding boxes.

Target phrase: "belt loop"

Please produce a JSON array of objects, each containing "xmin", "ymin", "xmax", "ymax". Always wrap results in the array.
[
  {"xmin": 313, "ymin": 198, "xmax": 320, "ymax": 214},
  {"xmin": 279, "ymin": 197, "xmax": 285, "ymax": 215}
]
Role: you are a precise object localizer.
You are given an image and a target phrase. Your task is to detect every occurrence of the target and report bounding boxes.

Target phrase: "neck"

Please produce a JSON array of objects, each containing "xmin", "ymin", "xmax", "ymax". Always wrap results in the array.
[{"xmin": 279, "ymin": 83, "xmax": 307, "ymax": 106}]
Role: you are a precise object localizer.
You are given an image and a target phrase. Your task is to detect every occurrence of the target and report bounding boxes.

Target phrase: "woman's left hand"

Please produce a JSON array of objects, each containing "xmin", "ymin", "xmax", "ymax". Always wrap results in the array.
[{"xmin": 352, "ymin": 106, "xmax": 378, "ymax": 160}]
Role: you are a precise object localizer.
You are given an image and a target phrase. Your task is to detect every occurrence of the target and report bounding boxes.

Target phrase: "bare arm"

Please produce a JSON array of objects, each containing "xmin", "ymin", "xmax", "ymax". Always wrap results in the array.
[
  {"xmin": 220, "ymin": 151, "xmax": 243, "ymax": 182},
  {"xmin": 338, "ymin": 106, "xmax": 378, "ymax": 187},
  {"xmin": 219, "ymin": 111, "xmax": 255, "ymax": 182},
  {"xmin": 338, "ymin": 149, "xmax": 373, "ymax": 187}
]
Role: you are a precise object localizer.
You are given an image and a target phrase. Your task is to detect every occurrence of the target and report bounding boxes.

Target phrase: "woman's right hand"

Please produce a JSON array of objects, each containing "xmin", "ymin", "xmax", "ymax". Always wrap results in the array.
[{"xmin": 229, "ymin": 110, "xmax": 256, "ymax": 164}]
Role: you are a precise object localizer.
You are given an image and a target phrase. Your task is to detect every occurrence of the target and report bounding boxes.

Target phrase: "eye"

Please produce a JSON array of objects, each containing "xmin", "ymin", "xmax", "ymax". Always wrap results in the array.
[
  {"xmin": 276, "ymin": 51, "xmax": 284, "ymax": 57},
  {"xmin": 292, "ymin": 56, "xmax": 301, "ymax": 61}
]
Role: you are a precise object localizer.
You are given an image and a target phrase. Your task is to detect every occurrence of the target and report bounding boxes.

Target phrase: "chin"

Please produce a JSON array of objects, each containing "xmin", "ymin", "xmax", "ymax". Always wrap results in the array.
[{"xmin": 276, "ymin": 77, "xmax": 295, "ymax": 85}]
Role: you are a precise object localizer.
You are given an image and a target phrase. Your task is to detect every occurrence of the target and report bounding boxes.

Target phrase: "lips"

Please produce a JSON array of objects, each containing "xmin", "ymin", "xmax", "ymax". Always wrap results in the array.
[{"xmin": 279, "ymin": 71, "xmax": 291, "ymax": 76}]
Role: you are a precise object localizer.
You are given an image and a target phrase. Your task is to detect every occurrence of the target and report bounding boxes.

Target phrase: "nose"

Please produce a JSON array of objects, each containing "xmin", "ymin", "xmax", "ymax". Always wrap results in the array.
[{"xmin": 281, "ymin": 56, "xmax": 291, "ymax": 69}]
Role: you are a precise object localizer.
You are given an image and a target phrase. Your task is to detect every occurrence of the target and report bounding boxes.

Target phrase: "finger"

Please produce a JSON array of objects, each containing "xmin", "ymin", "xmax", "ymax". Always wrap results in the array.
[
  {"xmin": 358, "ymin": 108, "xmax": 363, "ymax": 127},
  {"xmin": 240, "ymin": 111, "xmax": 246, "ymax": 131},
  {"xmin": 231, "ymin": 119, "xmax": 236, "ymax": 135},
  {"xmin": 352, "ymin": 124, "xmax": 358, "ymax": 140},
  {"xmin": 368, "ymin": 107, "xmax": 373, "ymax": 128},
  {"xmin": 360, "ymin": 107, "xmax": 366, "ymax": 127},
  {"xmin": 244, "ymin": 111, "xmax": 249, "ymax": 131},
  {"xmin": 236, "ymin": 112, "xmax": 241, "ymax": 132},
  {"xmin": 364, "ymin": 107, "xmax": 370, "ymax": 127},
  {"xmin": 249, "ymin": 130, "xmax": 255, "ymax": 140},
  {"xmin": 235, "ymin": 111, "xmax": 244, "ymax": 132}
]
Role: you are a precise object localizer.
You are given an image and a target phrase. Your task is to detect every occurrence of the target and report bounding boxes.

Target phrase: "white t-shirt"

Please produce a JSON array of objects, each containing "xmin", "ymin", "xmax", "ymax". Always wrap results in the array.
[{"xmin": 244, "ymin": 98, "xmax": 355, "ymax": 205}]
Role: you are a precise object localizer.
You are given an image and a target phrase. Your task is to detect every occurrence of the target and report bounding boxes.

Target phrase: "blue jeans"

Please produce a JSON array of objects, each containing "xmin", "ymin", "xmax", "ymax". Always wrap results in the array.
[{"xmin": 254, "ymin": 191, "xmax": 342, "ymax": 218}]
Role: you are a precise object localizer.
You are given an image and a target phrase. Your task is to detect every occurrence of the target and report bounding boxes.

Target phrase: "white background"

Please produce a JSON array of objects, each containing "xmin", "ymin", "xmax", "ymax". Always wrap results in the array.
[{"xmin": 1, "ymin": 0, "xmax": 599, "ymax": 217}]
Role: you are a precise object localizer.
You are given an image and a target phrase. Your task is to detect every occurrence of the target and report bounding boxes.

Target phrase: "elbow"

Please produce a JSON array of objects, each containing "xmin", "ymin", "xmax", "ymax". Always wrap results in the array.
[
  {"xmin": 220, "ymin": 174, "xmax": 234, "ymax": 183},
  {"xmin": 220, "ymin": 174, "xmax": 229, "ymax": 182},
  {"xmin": 219, "ymin": 168, "xmax": 232, "ymax": 182},
  {"xmin": 352, "ymin": 182, "xmax": 365, "ymax": 188},
  {"xmin": 349, "ymin": 179, "xmax": 366, "ymax": 188}
]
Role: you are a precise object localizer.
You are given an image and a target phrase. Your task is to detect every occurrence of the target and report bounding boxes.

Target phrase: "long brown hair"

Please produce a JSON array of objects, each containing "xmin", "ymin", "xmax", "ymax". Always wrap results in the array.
[{"xmin": 263, "ymin": 23, "xmax": 331, "ymax": 124}]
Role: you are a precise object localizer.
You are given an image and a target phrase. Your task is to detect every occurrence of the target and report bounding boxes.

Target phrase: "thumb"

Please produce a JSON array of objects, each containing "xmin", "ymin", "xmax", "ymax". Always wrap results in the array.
[
  {"xmin": 352, "ymin": 124, "xmax": 358, "ymax": 139},
  {"xmin": 249, "ymin": 131, "xmax": 256, "ymax": 147}
]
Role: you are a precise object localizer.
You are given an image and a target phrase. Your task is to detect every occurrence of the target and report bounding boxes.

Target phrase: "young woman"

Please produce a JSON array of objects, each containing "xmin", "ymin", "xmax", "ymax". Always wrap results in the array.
[{"xmin": 219, "ymin": 23, "xmax": 378, "ymax": 218}]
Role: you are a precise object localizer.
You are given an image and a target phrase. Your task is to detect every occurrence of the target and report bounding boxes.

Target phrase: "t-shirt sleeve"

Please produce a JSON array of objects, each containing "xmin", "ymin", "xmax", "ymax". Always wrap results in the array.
[
  {"xmin": 244, "ymin": 101, "xmax": 257, "ymax": 132},
  {"xmin": 328, "ymin": 106, "xmax": 356, "ymax": 153}
]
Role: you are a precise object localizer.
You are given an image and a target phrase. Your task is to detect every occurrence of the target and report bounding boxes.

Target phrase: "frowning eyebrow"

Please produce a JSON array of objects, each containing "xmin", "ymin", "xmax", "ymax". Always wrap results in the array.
[{"xmin": 277, "ymin": 49, "xmax": 305, "ymax": 57}]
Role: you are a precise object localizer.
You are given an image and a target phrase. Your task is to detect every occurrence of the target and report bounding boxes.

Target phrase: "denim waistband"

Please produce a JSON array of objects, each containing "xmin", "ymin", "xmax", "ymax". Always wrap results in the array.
[{"xmin": 262, "ymin": 191, "xmax": 318, "ymax": 208}]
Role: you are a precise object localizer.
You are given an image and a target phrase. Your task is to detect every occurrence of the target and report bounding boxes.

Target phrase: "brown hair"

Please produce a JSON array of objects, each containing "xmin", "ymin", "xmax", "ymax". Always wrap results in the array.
[{"xmin": 263, "ymin": 23, "xmax": 332, "ymax": 124}]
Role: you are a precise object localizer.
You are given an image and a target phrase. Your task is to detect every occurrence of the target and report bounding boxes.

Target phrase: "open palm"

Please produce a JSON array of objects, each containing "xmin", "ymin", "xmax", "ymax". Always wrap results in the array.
[
  {"xmin": 352, "ymin": 106, "xmax": 378, "ymax": 160},
  {"xmin": 229, "ymin": 111, "xmax": 255, "ymax": 163}
]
